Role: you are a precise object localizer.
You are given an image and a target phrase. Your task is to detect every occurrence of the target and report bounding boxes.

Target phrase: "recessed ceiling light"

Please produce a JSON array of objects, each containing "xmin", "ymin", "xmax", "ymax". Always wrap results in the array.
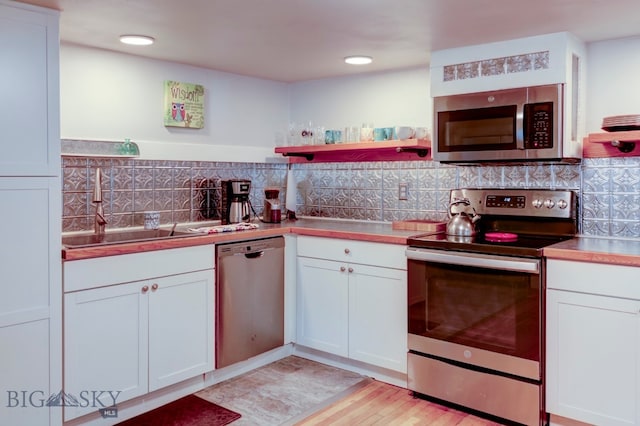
[
  {"xmin": 344, "ymin": 55, "xmax": 373, "ymax": 65},
  {"xmin": 119, "ymin": 35, "xmax": 155, "ymax": 46}
]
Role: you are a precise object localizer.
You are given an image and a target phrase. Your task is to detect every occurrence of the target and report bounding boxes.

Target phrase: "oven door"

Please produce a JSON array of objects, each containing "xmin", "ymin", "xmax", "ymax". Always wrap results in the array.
[{"xmin": 406, "ymin": 247, "xmax": 542, "ymax": 381}]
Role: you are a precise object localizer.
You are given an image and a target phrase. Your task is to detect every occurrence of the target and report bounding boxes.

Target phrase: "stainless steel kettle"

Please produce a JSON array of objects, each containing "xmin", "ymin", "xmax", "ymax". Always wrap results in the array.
[{"xmin": 446, "ymin": 198, "xmax": 481, "ymax": 236}]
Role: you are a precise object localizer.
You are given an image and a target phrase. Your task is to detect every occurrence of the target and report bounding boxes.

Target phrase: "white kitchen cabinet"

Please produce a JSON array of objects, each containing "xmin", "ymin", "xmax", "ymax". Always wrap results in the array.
[
  {"xmin": 0, "ymin": 2, "xmax": 61, "ymax": 425},
  {"xmin": 547, "ymin": 259, "xmax": 640, "ymax": 426},
  {"xmin": 296, "ymin": 236, "xmax": 407, "ymax": 373},
  {"xmin": 297, "ymin": 257, "xmax": 349, "ymax": 357},
  {"xmin": 63, "ymin": 246, "xmax": 214, "ymax": 421},
  {"xmin": 0, "ymin": 1, "xmax": 60, "ymax": 176}
]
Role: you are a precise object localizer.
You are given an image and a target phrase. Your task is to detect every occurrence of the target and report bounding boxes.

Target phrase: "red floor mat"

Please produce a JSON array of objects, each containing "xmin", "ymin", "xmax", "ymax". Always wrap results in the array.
[{"xmin": 116, "ymin": 394, "xmax": 241, "ymax": 426}]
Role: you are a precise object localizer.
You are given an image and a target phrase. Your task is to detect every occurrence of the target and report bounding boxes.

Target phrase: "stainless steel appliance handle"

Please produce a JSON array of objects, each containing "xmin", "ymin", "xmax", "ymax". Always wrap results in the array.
[{"xmin": 406, "ymin": 247, "xmax": 539, "ymax": 273}]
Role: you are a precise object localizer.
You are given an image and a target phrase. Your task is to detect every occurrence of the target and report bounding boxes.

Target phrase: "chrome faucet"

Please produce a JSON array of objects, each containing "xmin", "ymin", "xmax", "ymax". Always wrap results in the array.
[{"xmin": 93, "ymin": 167, "xmax": 107, "ymax": 235}]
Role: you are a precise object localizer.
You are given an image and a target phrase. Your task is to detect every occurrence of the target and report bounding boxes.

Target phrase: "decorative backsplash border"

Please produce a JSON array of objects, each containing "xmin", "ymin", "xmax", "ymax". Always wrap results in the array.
[{"xmin": 443, "ymin": 50, "xmax": 549, "ymax": 81}]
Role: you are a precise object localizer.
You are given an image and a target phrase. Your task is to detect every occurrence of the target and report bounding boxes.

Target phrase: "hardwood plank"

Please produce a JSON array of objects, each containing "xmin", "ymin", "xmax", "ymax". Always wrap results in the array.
[{"xmin": 296, "ymin": 380, "xmax": 502, "ymax": 426}]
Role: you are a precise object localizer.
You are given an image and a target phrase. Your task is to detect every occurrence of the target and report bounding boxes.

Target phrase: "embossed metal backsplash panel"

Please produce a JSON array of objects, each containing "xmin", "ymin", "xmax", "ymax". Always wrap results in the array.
[{"xmin": 61, "ymin": 149, "xmax": 640, "ymax": 239}]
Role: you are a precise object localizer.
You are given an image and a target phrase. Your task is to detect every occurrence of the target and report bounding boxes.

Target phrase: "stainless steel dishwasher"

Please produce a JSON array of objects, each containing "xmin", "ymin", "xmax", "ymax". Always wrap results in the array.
[{"xmin": 215, "ymin": 236, "xmax": 285, "ymax": 368}]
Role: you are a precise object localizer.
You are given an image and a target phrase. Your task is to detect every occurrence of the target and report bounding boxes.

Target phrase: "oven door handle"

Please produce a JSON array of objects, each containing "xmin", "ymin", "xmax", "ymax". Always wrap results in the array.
[{"xmin": 406, "ymin": 247, "xmax": 540, "ymax": 273}]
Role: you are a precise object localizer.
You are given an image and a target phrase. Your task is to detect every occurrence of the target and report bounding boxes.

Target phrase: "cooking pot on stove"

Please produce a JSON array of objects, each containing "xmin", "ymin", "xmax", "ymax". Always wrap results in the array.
[{"xmin": 446, "ymin": 198, "xmax": 481, "ymax": 236}]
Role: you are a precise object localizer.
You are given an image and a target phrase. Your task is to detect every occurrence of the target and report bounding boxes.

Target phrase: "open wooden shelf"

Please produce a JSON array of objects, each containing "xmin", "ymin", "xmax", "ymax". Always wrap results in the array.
[
  {"xmin": 584, "ymin": 130, "xmax": 640, "ymax": 158},
  {"xmin": 274, "ymin": 139, "xmax": 431, "ymax": 163}
]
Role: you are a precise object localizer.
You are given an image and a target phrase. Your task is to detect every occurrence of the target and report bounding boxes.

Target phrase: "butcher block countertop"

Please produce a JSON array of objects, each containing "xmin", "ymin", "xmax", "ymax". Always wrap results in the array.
[
  {"xmin": 544, "ymin": 236, "xmax": 640, "ymax": 268},
  {"xmin": 62, "ymin": 217, "xmax": 426, "ymax": 261}
]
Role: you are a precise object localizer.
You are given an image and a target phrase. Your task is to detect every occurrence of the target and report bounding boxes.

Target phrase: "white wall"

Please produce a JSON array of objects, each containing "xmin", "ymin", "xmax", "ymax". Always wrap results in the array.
[
  {"xmin": 586, "ymin": 36, "xmax": 640, "ymax": 133},
  {"xmin": 60, "ymin": 35, "xmax": 640, "ymax": 162},
  {"xmin": 60, "ymin": 43, "xmax": 290, "ymax": 162},
  {"xmin": 288, "ymin": 67, "xmax": 431, "ymax": 132}
]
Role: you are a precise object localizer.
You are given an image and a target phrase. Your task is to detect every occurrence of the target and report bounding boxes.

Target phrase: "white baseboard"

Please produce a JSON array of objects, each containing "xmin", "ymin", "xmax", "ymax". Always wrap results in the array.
[{"xmin": 293, "ymin": 344, "xmax": 407, "ymax": 388}]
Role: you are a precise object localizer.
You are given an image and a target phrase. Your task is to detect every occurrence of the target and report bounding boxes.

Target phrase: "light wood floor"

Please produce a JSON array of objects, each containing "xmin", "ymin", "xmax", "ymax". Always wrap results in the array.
[{"xmin": 295, "ymin": 380, "xmax": 503, "ymax": 426}]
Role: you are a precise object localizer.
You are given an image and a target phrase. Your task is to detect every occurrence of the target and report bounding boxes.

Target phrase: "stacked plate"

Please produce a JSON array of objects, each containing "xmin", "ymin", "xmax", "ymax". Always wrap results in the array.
[{"xmin": 602, "ymin": 115, "xmax": 640, "ymax": 131}]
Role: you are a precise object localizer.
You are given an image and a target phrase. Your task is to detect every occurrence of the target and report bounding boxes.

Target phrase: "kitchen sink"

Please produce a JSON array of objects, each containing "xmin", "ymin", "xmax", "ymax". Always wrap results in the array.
[{"xmin": 62, "ymin": 228, "xmax": 195, "ymax": 248}]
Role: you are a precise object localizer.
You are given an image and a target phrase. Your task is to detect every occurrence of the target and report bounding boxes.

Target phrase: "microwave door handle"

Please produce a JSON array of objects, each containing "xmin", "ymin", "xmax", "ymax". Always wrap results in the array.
[{"xmin": 519, "ymin": 103, "xmax": 531, "ymax": 150}]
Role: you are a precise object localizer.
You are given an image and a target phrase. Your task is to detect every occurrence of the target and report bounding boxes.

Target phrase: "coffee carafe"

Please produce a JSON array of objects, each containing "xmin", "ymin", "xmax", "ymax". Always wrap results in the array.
[
  {"xmin": 263, "ymin": 188, "xmax": 281, "ymax": 223},
  {"xmin": 222, "ymin": 179, "xmax": 251, "ymax": 224}
]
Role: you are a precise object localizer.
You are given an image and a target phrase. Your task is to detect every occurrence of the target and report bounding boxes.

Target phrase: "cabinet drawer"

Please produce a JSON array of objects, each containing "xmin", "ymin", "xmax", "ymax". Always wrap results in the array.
[
  {"xmin": 547, "ymin": 259, "xmax": 640, "ymax": 299},
  {"xmin": 64, "ymin": 245, "xmax": 215, "ymax": 292},
  {"xmin": 297, "ymin": 236, "xmax": 406, "ymax": 270}
]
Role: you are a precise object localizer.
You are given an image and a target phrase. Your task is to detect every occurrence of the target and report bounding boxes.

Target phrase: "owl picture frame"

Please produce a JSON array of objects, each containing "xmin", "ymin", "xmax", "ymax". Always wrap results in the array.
[{"xmin": 163, "ymin": 80, "xmax": 205, "ymax": 128}]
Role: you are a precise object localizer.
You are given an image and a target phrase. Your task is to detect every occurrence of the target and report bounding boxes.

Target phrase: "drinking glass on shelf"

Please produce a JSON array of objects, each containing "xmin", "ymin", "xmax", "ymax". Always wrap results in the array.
[
  {"xmin": 361, "ymin": 123, "xmax": 374, "ymax": 142},
  {"xmin": 314, "ymin": 126, "xmax": 326, "ymax": 145}
]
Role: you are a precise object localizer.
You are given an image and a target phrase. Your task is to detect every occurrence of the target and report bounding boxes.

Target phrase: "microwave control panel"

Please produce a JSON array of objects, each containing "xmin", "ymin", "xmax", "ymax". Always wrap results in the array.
[{"xmin": 524, "ymin": 102, "xmax": 554, "ymax": 149}]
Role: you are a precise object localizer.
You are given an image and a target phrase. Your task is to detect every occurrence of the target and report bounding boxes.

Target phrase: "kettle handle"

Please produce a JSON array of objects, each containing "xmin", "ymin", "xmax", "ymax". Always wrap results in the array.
[
  {"xmin": 449, "ymin": 198, "xmax": 471, "ymax": 208},
  {"xmin": 448, "ymin": 198, "xmax": 470, "ymax": 216},
  {"xmin": 449, "ymin": 198, "xmax": 481, "ymax": 222}
]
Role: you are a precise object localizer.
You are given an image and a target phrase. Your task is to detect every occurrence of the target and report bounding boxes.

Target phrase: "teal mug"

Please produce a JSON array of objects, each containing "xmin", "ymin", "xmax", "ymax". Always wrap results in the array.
[{"xmin": 384, "ymin": 127, "xmax": 395, "ymax": 140}]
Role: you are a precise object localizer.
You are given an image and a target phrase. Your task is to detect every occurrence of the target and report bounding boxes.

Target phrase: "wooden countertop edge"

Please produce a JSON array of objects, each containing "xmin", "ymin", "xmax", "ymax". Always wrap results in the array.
[
  {"xmin": 63, "ymin": 227, "xmax": 640, "ymax": 266},
  {"xmin": 62, "ymin": 228, "xmax": 290, "ymax": 261},
  {"xmin": 544, "ymin": 247, "xmax": 640, "ymax": 267},
  {"xmin": 62, "ymin": 225, "xmax": 411, "ymax": 261}
]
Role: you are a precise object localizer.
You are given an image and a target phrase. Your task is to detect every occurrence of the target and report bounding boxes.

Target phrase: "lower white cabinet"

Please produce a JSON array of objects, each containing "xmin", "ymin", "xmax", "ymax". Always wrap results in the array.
[
  {"xmin": 63, "ymin": 246, "xmax": 214, "ymax": 421},
  {"xmin": 296, "ymin": 236, "xmax": 407, "ymax": 373},
  {"xmin": 547, "ymin": 259, "xmax": 640, "ymax": 426}
]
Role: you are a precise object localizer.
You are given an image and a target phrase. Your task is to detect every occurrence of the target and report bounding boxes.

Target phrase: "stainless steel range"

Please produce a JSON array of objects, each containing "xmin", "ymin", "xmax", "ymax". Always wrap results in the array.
[{"xmin": 406, "ymin": 188, "xmax": 577, "ymax": 426}]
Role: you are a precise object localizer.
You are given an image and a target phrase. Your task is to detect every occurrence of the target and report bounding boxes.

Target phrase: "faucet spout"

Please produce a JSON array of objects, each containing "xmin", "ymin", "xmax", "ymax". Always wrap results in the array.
[{"xmin": 93, "ymin": 168, "xmax": 107, "ymax": 235}]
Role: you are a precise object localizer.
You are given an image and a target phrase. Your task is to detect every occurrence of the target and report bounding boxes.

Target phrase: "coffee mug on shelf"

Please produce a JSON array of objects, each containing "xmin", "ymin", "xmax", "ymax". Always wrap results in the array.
[{"xmin": 395, "ymin": 126, "xmax": 415, "ymax": 140}]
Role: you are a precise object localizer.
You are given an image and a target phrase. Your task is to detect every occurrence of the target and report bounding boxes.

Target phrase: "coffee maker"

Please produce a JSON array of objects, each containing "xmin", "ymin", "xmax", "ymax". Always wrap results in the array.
[
  {"xmin": 263, "ymin": 188, "xmax": 281, "ymax": 223},
  {"xmin": 221, "ymin": 179, "xmax": 251, "ymax": 224}
]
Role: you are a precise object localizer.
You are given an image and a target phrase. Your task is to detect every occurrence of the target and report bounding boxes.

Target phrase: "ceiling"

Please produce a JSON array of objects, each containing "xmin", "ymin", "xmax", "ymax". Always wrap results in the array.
[{"xmin": 16, "ymin": 0, "xmax": 640, "ymax": 82}]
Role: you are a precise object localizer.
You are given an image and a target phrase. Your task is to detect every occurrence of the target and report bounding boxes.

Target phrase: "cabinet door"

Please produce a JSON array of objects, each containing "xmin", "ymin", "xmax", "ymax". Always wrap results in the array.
[
  {"xmin": 0, "ymin": 4, "xmax": 59, "ymax": 176},
  {"xmin": 296, "ymin": 257, "xmax": 349, "ymax": 357},
  {"xmin": 349, "ymin": 264, "xmax": 407, "ymax": 373},
  {"xmin": 0, "ymin": 320, "xmax": 51, "ymax": 426},
  {"xmin": 64, "ymin": 283, "xmax": 148, "ymax": 421},
  {"xmin": 547, "ymin": 289, "xmax": 640, "ymax": 426},
  {"xmin": 148, "ymin": 270, "xmax": 214, "ymax": 392},
  {"xmin": 0, "ymin": 177, "xmax": 60, "ymax": 425}
]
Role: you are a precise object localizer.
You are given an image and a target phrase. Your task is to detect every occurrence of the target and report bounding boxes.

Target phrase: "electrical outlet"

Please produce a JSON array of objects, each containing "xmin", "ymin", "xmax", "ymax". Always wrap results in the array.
[{"xmin": 398, "ymin": 183, "xmax": 408, "ymax": 201}]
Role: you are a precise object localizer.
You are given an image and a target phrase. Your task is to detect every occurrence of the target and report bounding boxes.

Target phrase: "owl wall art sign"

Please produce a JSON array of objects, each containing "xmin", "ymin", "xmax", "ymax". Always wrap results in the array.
[{"xmin": 163, "ymin": 80, "xmax": 205, "ymax": 128}]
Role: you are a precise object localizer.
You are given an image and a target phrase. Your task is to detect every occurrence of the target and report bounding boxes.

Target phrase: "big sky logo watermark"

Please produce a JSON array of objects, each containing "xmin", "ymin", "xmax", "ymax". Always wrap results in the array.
[{"xmin": 6, "ymin": 390, "xmax": 121, "ymax": 418}]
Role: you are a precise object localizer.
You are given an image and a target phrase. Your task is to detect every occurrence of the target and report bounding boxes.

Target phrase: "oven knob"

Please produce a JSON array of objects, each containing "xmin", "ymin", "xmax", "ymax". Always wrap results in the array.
[
  {"xmin": 557, "ymin": 199, "xmax": 568, "ymax": 209},
  {"xmin": 544, "ymin": 199, "xmax": 555, "ymax": 209},
  {"xmin": 532, "ymin": 199, "xmax": 543, "ymax": 209}
]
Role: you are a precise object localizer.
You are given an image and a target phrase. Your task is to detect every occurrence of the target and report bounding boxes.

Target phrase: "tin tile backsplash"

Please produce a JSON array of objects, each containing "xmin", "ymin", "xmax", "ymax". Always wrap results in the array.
[{"xmin": 62, "ymin": 147, "xmax": 640, "ymax": 239}]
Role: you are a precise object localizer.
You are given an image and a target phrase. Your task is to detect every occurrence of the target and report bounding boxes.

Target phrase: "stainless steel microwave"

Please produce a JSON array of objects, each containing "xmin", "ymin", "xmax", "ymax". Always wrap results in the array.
[{"xmin": 433, "ymin": 84, "xmax": 577, "ymax": 163}]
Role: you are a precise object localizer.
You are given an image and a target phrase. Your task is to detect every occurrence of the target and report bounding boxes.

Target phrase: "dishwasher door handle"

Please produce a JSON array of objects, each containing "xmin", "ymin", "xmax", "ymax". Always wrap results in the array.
[{"xmin": 245, "ymin": 251, "xmax": 265, "ymax": 259}]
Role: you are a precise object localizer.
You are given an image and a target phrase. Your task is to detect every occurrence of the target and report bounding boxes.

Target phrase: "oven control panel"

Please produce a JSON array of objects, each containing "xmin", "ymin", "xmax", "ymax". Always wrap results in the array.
[
  {"xmin": 451, "ymin": 188, "xmax": 575, "ymax": 219},
  {"xmin": 486, "ymin": 195, "xmax": 526, "ymax": 209}
]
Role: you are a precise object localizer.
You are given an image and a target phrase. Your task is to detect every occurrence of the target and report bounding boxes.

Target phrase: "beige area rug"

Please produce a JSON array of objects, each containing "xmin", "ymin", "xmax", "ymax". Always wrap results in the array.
[{"xmin": 197, "ymin": 356, "xmax": 370, "ymax": 425}]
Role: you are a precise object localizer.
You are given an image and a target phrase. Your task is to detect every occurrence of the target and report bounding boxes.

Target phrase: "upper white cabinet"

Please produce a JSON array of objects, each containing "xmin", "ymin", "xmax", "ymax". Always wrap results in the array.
[
  {"xmin": 0, "ymin": 2, "xmax": 60, "ymax": 176},
  {"xmin": 296, "ymin": 236, "xmax": 407, "ymax": 373},
  {"xmin": 430, "ymin": 32, "xmax": 586, "ymax": 97},
  {"xmin": 547, "ymin": 259, "xmax": 640, "ymax": 426}
]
